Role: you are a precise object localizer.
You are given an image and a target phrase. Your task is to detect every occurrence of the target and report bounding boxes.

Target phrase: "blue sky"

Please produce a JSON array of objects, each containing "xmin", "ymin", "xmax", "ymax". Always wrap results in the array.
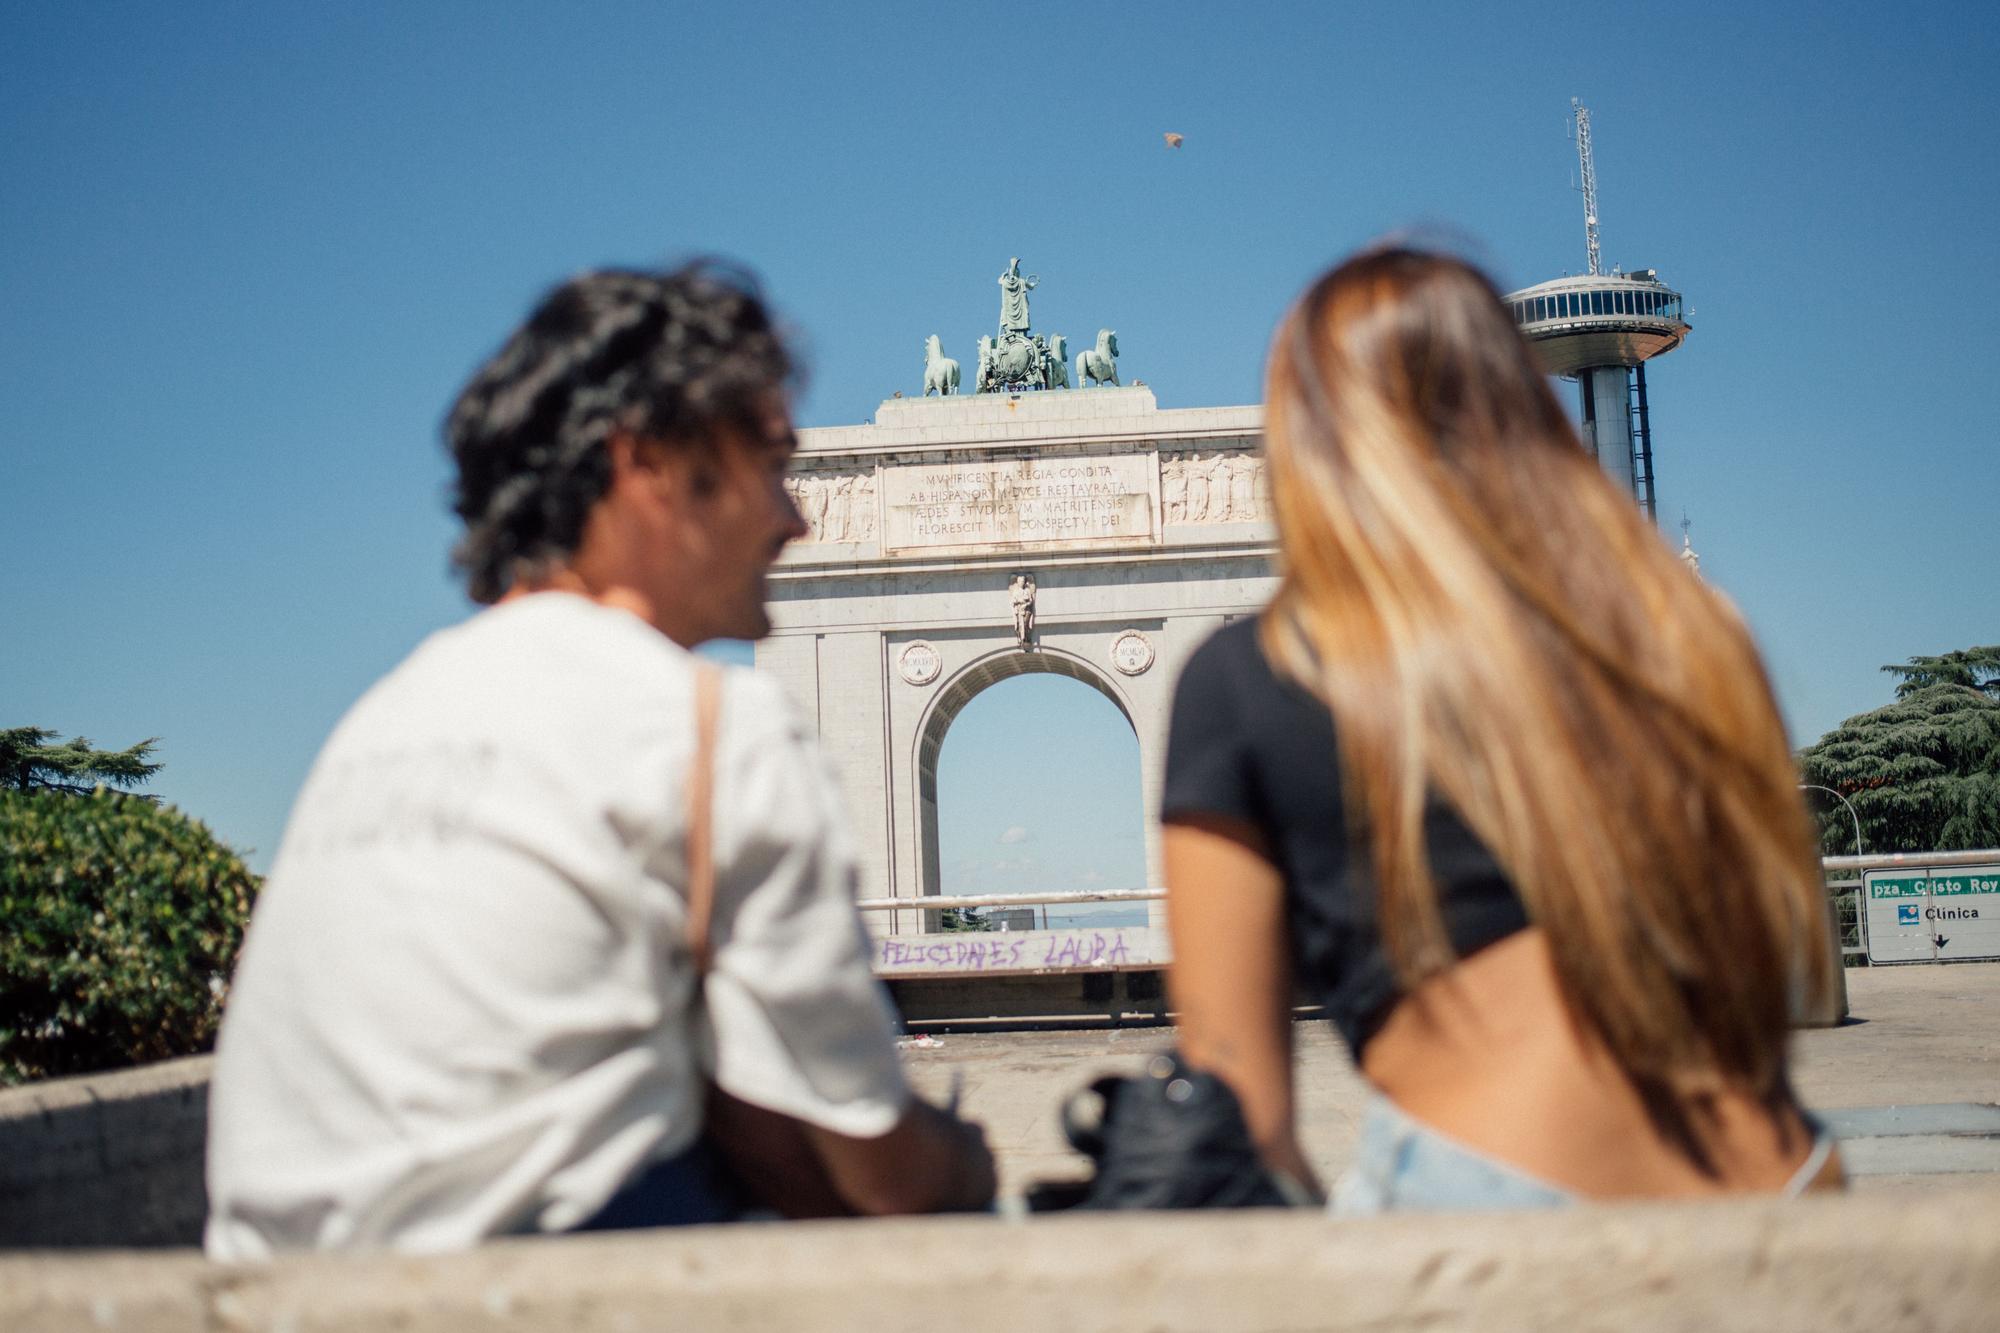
[{"xmin": 4, "ymin": 4, "xmax": 1996, "ymax": 882}]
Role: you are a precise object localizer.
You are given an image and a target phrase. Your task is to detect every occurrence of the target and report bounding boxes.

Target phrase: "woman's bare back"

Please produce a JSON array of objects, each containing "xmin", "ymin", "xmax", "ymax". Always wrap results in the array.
[{"xmin": 1363, "ymin": 930, "xmax": 1841, "ymax": 1198}]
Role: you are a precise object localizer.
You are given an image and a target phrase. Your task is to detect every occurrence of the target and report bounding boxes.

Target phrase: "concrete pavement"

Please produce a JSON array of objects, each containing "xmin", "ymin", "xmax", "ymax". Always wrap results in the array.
[{"xmin": 898, "ymin": 961, "xmax": 2000, "ymax": 1199}]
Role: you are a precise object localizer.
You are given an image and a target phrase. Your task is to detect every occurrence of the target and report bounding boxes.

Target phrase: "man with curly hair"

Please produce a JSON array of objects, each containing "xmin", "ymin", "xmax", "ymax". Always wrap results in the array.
[{"xmin": 205, "ymin": 264, "xmax": 994, "ymax": 1256}]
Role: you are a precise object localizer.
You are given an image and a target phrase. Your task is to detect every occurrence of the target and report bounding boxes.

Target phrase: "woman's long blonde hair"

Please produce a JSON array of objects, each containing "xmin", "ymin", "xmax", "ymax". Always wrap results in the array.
[{"xmin": 1261, "ymin": 248, "xmax": 1827, "ymax": 1113}]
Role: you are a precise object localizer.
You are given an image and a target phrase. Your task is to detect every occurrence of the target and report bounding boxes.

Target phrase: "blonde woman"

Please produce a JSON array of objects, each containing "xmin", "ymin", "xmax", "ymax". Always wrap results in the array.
[{"xmin": 1160, "ymin": 249, "xmax": 1841, "ymax": 1211}]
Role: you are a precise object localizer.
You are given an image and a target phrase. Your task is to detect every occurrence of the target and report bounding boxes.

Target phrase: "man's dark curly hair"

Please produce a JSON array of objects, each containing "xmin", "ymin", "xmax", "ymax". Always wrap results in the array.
[{"xmin": 444, "ymin": 261, "xmax": 797, "ymax": 603}]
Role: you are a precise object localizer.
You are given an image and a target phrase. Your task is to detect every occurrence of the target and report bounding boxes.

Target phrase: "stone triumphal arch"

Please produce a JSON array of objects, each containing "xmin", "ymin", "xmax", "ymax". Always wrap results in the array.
[{"xmin": 756, "ymin": 385, "xmax": 1274, "ymax": 933}]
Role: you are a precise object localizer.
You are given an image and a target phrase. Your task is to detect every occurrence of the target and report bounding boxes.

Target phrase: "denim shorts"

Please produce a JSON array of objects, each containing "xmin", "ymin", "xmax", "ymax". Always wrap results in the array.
[{"xmin": 1330, "ymin": 1094, "xmax": 1836, "ymax": 1215}]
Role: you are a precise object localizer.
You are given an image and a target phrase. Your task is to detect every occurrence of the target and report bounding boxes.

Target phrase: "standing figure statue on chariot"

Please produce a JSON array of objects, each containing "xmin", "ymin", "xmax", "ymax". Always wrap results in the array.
[
  {"xmin": 976, "ymin": 258, "xmax": 1067, "ymax": 393},
  {"xmin": 921, "ymin": 258, "xmax": 1117, "ymax": 396}
]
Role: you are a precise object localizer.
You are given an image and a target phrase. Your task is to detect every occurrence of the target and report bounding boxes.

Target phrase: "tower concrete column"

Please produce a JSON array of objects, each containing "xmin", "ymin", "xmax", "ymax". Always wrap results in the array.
[{"xmin": 1585, "ymin": 366, "xmax": 1636, "ymax": 498}]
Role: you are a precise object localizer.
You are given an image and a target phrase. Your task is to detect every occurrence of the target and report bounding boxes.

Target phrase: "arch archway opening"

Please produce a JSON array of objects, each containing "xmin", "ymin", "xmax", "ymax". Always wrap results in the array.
[{"xmin": 918, "ymin": 654, "xmax": 1146, "ymax": 933}]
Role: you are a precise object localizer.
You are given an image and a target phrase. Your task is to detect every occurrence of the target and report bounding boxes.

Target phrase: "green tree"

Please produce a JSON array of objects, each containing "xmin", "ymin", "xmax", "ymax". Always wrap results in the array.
[
  {"xmin": 1, "ymin": 790, "xmax": 256, "ymax": 1083},
  {"xmin": 1882, "ymin": 645, "xmax": 2000, "ymax": 699},
  {"xmin": 1798, "ymin": 646, "xmax": 2000, "ymax": 855},
  {"xmin": 0, "ymin": 728, "xmax": 161, "ymax": 795}
]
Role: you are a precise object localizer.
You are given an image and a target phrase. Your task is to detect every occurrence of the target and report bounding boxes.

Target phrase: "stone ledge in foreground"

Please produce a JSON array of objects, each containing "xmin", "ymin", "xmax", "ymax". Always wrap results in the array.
[{"xmin": 3, "ymin": 1185, "xmax": 1996, "ymax": 1333}]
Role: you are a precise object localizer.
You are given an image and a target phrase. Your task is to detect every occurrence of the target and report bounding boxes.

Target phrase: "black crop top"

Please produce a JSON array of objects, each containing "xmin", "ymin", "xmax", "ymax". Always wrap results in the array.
[{"xmin": 1160, "ymin": 618, "xmax": 1530, "ymax": 1056}]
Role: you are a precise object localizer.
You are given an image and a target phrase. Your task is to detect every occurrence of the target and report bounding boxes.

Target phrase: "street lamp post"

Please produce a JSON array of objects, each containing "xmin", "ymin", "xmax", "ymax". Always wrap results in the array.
[{"xmin": 1799, "ymin": 784, "xmax": 1864, "ymax": 856}]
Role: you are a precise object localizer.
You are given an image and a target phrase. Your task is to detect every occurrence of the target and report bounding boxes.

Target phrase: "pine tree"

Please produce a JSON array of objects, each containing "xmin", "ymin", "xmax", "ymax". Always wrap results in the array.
[
  {"xmin": 1797, "ymin": 647, "xmax": 2000, "ymax": 854},
  {"xmin": 1883, "ymin": 645, "xmax": 2000, "ymax": 699},
  {"xmin": 0, "ymin": 728, "xmax": 162, "ymax": 795}
]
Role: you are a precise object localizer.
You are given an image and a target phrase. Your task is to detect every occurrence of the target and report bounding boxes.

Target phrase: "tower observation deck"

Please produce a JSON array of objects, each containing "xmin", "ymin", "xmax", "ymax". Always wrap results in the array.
[{"xmin": 1504, "ymin": 102, "xmax": 1689, "ymax": 520}]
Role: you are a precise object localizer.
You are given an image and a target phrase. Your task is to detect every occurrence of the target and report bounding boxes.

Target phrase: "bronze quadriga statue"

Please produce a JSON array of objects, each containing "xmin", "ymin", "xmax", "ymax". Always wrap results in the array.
[{"xmin": 925, "ymin": 257, "xmax": 1121, "ymax": 395}]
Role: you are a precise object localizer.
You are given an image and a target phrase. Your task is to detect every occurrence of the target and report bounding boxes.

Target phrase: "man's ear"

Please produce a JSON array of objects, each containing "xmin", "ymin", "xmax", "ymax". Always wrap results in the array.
[
  {"xmin": 608, "ymin": 431, "xmax": 716, "ymax": 506},
  {"xmin": 606, "ymin": 431, "xmax": 684, "ymax": 517},
  {"xmin": 607, "ymin": 430, "xmax": 659, "ymax": 484}
]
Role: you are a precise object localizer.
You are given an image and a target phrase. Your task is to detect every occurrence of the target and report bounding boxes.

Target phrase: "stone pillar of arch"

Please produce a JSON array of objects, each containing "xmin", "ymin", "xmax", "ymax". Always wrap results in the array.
[{"xmin": 756, "ymin": 388, "xmax": 1276, "ymax": 941}]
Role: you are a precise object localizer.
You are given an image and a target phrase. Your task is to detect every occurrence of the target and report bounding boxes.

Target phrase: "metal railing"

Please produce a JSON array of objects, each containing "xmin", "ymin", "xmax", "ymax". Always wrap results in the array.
[
  {"xmin": 861, "ymin": 849, "xmax": 2000, "ymax": 967},
  {"xmin": 1820, "ymin": 849, "xmax": 1999, "ymax": 874},
  {"xmin": 1821, "ymin": 848, "xmax": 2000, "ymax": 963},
  {"xmin": 855, "ymin": 888, "xmax": 1160, "ymax": 914},
  {"xmin": 1827, "ymin": 876, "xmax": 1863, "ymax": 958},
  {"xmin": 864, "ymin": 851, "xmax": 1999, "ymax": 914},
  {"xmin": 856, "ymin": 888, "xmax": 1162, "ymax": 937}
]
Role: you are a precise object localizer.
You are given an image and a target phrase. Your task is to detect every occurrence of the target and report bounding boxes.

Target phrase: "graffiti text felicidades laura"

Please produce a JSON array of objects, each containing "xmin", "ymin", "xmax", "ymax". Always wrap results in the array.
[{"xmin": 873, "ymin": 928, "xmax": 1154, "ymax": 975}]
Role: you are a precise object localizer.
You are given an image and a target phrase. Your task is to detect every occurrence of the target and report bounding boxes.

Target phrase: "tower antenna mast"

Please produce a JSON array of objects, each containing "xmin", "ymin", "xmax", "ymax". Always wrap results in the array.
[
  {"xmin": 1507, "ymin": 100, "xmax": 1688, "ymax": 524},
  {"xmin": 1572, "ymin": 97, "xmax": 1602, "ymax": 276}
]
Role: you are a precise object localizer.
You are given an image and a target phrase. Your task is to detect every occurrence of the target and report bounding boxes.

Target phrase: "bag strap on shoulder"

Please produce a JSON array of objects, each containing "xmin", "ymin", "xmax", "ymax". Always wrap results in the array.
[{"xmin": 685, "ymin": 661, "xmax": 722, "ymax": 976}]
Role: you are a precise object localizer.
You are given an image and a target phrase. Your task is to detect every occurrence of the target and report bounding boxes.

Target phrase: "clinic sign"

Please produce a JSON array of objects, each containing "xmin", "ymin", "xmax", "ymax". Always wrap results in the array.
[{"xmin": 1863, "ymin": 865, "xmax": 2000, "ymax": 964}]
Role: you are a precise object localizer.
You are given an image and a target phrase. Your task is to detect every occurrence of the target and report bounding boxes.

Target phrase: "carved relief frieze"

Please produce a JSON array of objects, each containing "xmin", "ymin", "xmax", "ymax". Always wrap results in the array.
[
  {"xmin": 785, "ymin": 471, "xmax": 879, "ymax": 544},
  {"xmin": 1159, "ymin": 450, "xmax": 1269, "ymax": 525}
]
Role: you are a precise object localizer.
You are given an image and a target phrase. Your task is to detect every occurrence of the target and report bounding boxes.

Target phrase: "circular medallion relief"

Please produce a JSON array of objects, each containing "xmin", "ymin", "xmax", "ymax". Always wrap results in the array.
[
  {"xmin": 898, "ymin": 641, "xmax": 942, "ymax": 686},
  {"xmin": 1110, "ymin": 630, "xmax": 1155, "ymax": 676}
]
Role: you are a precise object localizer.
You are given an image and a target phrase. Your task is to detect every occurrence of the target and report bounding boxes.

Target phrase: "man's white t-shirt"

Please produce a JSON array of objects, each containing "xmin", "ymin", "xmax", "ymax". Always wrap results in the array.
[{"xmin": 204, "ymin": 595, "xmax": 908, "ymax": 1256}]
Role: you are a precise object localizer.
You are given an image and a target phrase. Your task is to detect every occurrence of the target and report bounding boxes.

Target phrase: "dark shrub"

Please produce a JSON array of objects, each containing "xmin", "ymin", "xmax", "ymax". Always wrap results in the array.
[{"xmin": 0, "ymin": 790, "xmax": 257, "ymax": 1084}]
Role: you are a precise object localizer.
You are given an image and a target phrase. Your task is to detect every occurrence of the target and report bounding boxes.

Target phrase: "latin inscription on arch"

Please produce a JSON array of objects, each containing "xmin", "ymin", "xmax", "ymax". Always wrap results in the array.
[{"xmin": 880, "ymin": 454, "xmax": 1155, "ymax": 553}]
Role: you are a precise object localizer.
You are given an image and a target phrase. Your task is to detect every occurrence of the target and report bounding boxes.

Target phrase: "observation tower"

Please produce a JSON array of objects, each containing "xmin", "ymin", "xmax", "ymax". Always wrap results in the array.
[{"xmin": 1505, "ymin": 100, "xmax": 1690, "ymax": 520}]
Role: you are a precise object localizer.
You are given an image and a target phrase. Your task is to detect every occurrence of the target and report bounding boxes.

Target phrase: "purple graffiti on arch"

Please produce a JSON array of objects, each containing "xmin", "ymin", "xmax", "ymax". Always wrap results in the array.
[{"xmin": 875, "ymin": 929, "xmax": 1142, "ymax": 973}]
